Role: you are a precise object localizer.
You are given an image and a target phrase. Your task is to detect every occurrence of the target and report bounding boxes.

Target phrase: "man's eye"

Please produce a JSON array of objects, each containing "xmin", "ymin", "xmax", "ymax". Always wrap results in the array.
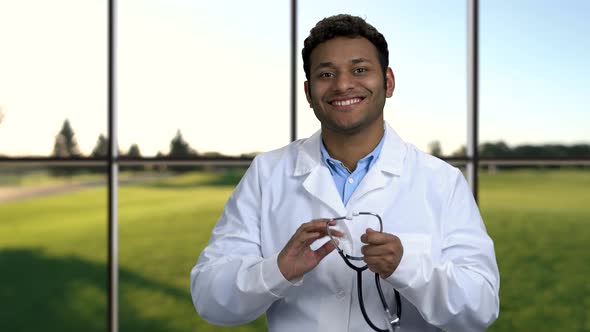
[
  {"xmin": 319, "ymin": 72, "xmax": 334, "ymax": 78},
  {"xmin": 354, "ymin": 68, "xmax": 368, "ymax": 74}
]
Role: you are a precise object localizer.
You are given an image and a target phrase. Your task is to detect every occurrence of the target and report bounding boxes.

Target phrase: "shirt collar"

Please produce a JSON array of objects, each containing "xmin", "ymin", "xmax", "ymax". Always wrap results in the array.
[
  {"xmin": 319, "ymin": 133, "xmax": 385, "ymax": 174},
  {"xmin": 294, "ymin": 121, "xmax": 407, "ymax": 176}
]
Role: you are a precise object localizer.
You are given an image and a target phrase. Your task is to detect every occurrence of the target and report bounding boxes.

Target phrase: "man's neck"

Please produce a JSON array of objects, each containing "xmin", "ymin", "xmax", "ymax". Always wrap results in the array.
[{"xmin": 321, "ymin": 121, "xmax": 384, "ymax": 172}]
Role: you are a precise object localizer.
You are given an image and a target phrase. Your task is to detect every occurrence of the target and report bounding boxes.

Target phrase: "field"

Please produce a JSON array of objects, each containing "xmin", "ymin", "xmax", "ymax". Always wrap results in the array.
[{"xmin": 0, "ymin": 169, "xmax": 589, "ymax": 331}]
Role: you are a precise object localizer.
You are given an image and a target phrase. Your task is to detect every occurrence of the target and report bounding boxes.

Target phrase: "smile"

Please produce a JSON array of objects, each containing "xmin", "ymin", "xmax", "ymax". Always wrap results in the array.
[{"xmin": 330, "ymin": 97, "xmax": 364, "ymax": 107}]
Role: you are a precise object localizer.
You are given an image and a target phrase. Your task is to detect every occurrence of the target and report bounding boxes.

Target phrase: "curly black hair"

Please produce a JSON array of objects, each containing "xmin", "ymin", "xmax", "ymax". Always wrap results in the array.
[{"xmin": 302, "ymin": 14, "xmax": 389, "ymax": 82}]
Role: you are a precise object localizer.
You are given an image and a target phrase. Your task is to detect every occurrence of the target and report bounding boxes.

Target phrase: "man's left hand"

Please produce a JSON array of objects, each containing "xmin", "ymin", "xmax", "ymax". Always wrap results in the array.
[{"xmin": 360, "ymin": 228, "xmax": 403, "ymax": 278}]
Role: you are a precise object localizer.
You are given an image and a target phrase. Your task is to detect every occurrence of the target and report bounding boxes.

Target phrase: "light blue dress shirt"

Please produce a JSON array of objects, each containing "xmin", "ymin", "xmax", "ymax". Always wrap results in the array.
[{"xmin": 320, "ymin": 135, "xmax": 385, "ymax": 206}]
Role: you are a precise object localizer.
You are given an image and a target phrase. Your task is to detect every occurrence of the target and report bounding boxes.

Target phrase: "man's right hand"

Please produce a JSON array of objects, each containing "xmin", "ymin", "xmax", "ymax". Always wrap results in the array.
[
  {"xmin": 277, "ymin": 219, "xmax": 343, "ymax": 281},
  {"xmin": 278, "ymin": 219, "xmax": 344, "ymax": 280}
]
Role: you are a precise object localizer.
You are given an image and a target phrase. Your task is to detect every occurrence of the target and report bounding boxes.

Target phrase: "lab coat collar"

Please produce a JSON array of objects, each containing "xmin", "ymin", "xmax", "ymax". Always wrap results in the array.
[
  {"xmin": 293, "ymin": 122, "xmax": 407, "ymax": 215},
  {"xmin": 376, "ymin": 122, "xmax": 407, "ymax": 176},
  {"xmin": 293, "ymin": 122, "xmax": 407, "ymax": 177}
]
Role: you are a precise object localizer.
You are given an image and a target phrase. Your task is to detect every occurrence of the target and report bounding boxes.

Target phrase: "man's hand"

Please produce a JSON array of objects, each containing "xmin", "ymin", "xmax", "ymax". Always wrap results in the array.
[
  {"xmin": 278, "ymin": 219, "xmax": 343, "ymax": 281},
  {"xmin": 361, "ymin": 228, "xmax": 403, "ymax": 278}
]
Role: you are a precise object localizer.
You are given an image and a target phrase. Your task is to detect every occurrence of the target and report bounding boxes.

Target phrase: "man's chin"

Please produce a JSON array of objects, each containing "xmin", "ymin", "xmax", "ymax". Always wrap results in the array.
[{"xmin": 322, "ymin": 121, "xmax": 364, "ymax": 135}]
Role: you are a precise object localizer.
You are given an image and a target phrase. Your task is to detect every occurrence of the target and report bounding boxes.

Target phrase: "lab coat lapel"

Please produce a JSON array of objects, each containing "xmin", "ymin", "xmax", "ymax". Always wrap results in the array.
[
  {"xmin": 303, "ymin": 167, "xmax": 347, "ymax": 216},
  {"xmin": 348, "ymin": 164, "xmax": 393, "ymax": 205},
  {"xmin": 347, "ymin": 123, "xmax": 407, "ymax": 206},
  {"xmin": 294, "ymin": 130, "xmax": 347, "ymax": 216}
]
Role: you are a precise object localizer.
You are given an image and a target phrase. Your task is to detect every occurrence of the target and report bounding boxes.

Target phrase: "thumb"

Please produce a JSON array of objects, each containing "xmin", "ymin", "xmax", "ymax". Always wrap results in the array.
[{"xmin": 361, "ymin": 228, "xmax": 377, "ymax": 243}]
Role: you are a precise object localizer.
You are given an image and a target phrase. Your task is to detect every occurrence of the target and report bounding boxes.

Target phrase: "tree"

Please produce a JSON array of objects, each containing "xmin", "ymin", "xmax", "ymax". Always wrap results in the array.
[
  {"xmin": 125, "ymin": 144, "xmax": 143, "ymax": 172},
  {"xmin": 90, "ymin": 134, "xmax": 122, "ymax": 159},
  {"xmin": 169, "ymin": 129, "xmax": 194, "ymax": 157},
  {"xmin": 168, "ymin": 130, "xmax": 197, "ymax": 173},
  {"xmin": 451, "ymin": 145, "xmax": 466, "ymax": 157},
  {"xmin": 50, "ymin": 119, "xmax": 82, "ymax": 177},
  {"xmin": 480, "ymin": 141, "xmax": 512, "ymax": 158},
  {"xmin": 91, "ymin": 134, "xmax": 108, "ymax": 158},
  {"xmin": 427, "ymin": 140, "xmax": 443, "ymax": 157},
  {"xmin": 127, "ymin": 144, "xmax": 141, "ymax": 158},
  {"xmin": 52, "ymin": 119, "xmax": 81, "ymax": 157}
]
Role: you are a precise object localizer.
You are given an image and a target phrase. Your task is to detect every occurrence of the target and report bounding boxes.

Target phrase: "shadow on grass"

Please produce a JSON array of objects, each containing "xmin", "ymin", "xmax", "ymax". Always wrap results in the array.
[{"xmin": 0, "ymin": 248, "xmax": 190, "ymax": 332}]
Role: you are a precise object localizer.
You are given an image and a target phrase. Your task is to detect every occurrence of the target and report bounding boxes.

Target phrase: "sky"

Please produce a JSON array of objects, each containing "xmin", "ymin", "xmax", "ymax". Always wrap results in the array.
[{"xmin": 0, "ymin": 0, "xmax": 588, "ymax": 157}]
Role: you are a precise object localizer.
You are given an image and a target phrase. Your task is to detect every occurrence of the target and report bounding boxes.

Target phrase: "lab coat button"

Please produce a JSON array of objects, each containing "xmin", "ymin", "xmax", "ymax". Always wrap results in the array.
[{"xmin": 336, "ymin": 290, "xmax": 346, "ymax": 298}]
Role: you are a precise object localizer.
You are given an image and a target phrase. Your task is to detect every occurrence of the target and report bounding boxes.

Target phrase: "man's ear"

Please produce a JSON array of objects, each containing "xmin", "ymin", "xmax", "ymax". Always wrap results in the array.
[
  {"xmin": 385, "ymin": 68, "xmax": 395, "ymax": 98},
  {"xmin": 304, "ymin": 81, "xmax": 312, "ymax": 107}
]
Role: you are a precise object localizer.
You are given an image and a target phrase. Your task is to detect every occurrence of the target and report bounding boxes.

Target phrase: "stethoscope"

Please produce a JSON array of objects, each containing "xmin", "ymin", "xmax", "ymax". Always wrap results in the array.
[{"xmin": 326, "ymin": 212, "xmax": 401, "ymax": 332}]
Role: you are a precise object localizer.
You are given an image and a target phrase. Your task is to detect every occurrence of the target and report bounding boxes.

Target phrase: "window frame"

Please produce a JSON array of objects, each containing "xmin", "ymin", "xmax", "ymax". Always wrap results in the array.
[{"xmin": 2, "ymin": 1, "xmax": 590, "ymax": 331}]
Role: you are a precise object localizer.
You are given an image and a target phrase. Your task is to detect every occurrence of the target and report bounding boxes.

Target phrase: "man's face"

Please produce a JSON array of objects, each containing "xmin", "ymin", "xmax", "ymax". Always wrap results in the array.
[{"xmin": 305, "ymin": 36, "xmax": 394, "ymax": 135}]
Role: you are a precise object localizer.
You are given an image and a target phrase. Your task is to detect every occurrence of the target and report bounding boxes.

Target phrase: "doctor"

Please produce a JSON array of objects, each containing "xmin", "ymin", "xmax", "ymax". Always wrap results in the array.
[{"xmin": 191, "ymin": 14, "xmax": 500, "ymax": 332}]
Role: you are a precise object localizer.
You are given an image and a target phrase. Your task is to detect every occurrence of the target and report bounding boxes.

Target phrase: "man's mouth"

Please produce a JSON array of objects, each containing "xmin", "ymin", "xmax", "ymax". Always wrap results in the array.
[{"xmin": 329, "ymin": 97, "xmax": 364, "ymax": 107}]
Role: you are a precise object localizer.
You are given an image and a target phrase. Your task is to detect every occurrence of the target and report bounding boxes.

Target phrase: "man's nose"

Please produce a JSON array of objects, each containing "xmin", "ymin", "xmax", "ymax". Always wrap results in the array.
[{"xmin": 333, "ymin": 72, "xmax": 356, "ymax": 92}]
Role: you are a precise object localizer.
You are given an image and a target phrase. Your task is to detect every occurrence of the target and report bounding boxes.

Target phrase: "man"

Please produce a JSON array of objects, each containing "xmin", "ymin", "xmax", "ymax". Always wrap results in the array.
[{"xmin": 191, "ymin": 14, "xmax": 499, "ymax": 332}]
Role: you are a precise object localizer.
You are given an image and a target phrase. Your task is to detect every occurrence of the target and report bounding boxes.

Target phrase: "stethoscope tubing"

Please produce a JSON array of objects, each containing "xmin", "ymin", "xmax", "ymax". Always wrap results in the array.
[{"xmin": 326, "ymin": 213, "xmax": 401, "ymax": 331}]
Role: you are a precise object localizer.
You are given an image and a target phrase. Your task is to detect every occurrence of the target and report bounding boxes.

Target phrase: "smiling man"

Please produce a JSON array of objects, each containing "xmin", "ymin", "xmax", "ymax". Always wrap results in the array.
[{"xmin": 191, "ymin": 14, "xmax": 500, "ymax": 332}]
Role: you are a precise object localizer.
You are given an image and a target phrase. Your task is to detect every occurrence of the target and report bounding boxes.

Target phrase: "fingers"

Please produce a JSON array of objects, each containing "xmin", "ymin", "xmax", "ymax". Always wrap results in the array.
[
  {"xmin": 297, "ymin": 219, "xmax": 330, "ymax": 238},
  {"xmin": 363, "ymin": 255, "xmax": 398, "ymax": 278},
  {"xmin": 361, "ymin": 228, "xmax": 394, "ymax": 245},
  {"xmin": 314, "ymin": 237, "xmax": 339, "ymax": 259},
  {"xmin": 360, "ymin": 229, "xmax": 403, "ymax": 278},
  {"xmin": 298, "ymin": 219, "xmax": 343, "ymax": 240},
  {"xmin": 290, "ymin": 219, "xmax": 343, "ymax": 250},
  {"xmin": 361, "ymin": 243, "xmax": 396, "ymax": 257},
  {"xmin": 360, "ymin": 230, "xmax": 402, "ymax": 256},
  {"xmin": 298, "ymin": 231, "xmax": 321, "ymax": 247},
  {"xmin": 278, "ymin": 219, "xmax": 342, "ymax": 281}
]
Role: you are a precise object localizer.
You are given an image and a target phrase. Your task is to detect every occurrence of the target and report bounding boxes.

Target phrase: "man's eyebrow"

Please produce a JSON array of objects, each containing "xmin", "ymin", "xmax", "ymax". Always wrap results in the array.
[
  {"xmin": 351, "ymin": 58, "xmax": 371, "ymax": 64},
  {"xmin": 315, "ymin": 62, "xmax": 335, "ymax": 70},
  {"xmin": 313, "ymin": 58, "xmax": 374, "ymax": 71}
]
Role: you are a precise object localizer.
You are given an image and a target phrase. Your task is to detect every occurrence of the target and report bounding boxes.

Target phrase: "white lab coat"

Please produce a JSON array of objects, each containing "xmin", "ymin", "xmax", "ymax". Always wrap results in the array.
[{"xmin": 191, "ymin": 123, "xmax": 500, "ymax": 332}]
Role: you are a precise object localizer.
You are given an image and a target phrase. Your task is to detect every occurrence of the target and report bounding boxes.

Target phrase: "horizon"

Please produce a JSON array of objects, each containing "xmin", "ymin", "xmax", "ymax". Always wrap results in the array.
[{"xmin": 3, "ymin": 117, "xmax": 589, "ymax": 158}]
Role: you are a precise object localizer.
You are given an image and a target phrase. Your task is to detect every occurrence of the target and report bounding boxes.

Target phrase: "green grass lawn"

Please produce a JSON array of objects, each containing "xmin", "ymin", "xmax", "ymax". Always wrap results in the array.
[
  {"xmin": 479, "ymin": 169, "xmax": 590, "ymax": 332},
  {"xmin": 0, "ymin": 169, "xmax": 588, "ymax": 331}
]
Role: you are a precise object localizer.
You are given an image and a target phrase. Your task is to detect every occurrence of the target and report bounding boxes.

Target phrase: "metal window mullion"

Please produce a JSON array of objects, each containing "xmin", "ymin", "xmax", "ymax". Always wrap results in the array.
[
  {"xmin": 108, "ymin": 0, "xmax": 118, "ymax": 331},
  {"xmin": 467, "ymin": 0, "xmax": 479, "ymax": 202},
  {"xmin": 290, "ymin": 0, "xmax": 298, "ymax": 142}
]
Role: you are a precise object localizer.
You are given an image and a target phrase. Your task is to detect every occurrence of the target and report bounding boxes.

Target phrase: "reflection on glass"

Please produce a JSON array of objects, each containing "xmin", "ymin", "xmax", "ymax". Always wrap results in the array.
[
  {"xmin": 297, "ymin": 0, "xmax": 467, "ymax": 157},
  {"xmin": 480, "ymin": 1, "xmax": 590, "ymax": 152},
  {"xmin": 117, "ymin": 0, "xmax": 290, "ymax": 158},
  {"xmin": 118, "ymin": 167, "xmax": 268, "ymax": 331},
  {"xmin": 0, "ymin": 165, "xmax": 107, "ymax": 331},
  {"xmin": 480, "ymin": 167, "xmax": 590, "ymax": 331},
  {"xmin": 0, "ymin": 1, "xmax": 107, "ymax": 157}
]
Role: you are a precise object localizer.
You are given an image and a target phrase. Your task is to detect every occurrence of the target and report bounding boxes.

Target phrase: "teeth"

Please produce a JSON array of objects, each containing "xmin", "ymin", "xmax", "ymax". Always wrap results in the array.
[{"xmin": 332, "ymin": 98, "xmax": 362, "ymax": 106}]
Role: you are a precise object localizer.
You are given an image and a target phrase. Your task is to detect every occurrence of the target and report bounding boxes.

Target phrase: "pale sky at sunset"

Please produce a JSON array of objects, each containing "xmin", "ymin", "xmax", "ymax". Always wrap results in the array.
[{"xmin": 0, "ymin": 0, "xmax": 588, "ymax": 157}]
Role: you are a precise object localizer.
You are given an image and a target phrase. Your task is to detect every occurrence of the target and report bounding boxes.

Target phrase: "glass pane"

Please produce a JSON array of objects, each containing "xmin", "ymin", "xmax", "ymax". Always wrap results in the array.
[
  {"xmin": 0, "ymin": 165, "xmax": 107, "ymax": 331},
  {"xmin": 0, "ymin": 1, "xmax": 107, "ymax": 157},
  {"xmin": 118, "ymin": 166, "xmax": 266, "ymax": 331},
  {"xmin": 480, "ymin": 1, "xmax": 590, "ymax": 155},
  {"xmin": 297, "ymin": 0, "xmax": 467, "ymax": 157},
  {"xmin": 117, "ymin": 0, "xmax": 290, "ymax": 158},
  {"xmin": 480, "ymin": 167, "xmax": 590, "ymax": 331}
]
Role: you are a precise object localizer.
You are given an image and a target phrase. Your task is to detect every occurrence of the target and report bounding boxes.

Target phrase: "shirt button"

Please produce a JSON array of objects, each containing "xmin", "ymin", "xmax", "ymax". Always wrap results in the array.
[
  {"xmin": 348, "ymin": 177, "xmax": 354, "ymax": 184},
  {"xmin": 336, "ymin": 290, "xmax": 346, "ymax": 298}
]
